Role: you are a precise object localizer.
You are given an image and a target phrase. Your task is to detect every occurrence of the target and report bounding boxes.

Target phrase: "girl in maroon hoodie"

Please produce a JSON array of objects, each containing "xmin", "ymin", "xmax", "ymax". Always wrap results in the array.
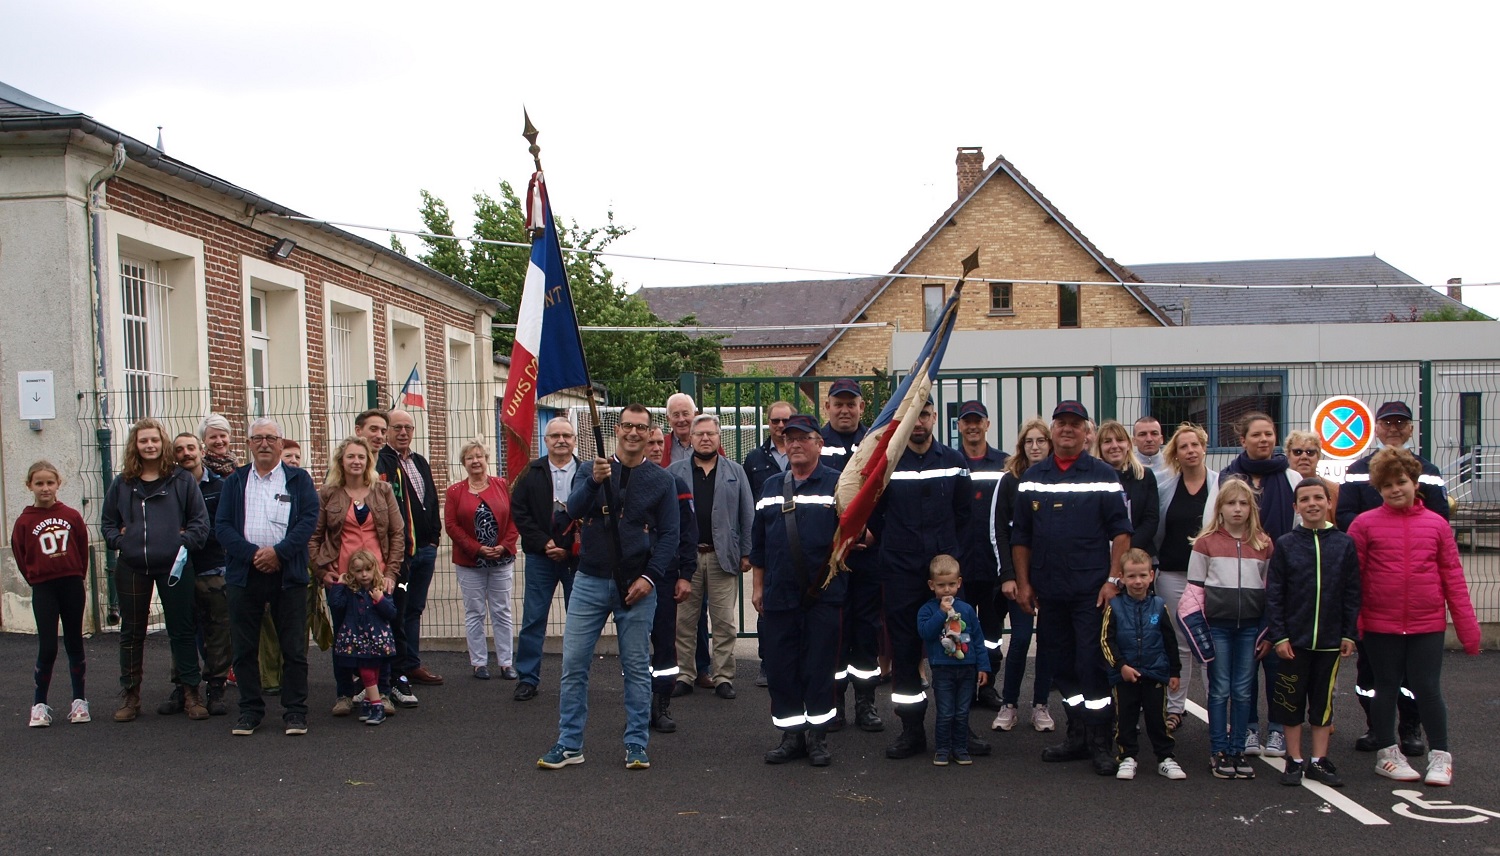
[
  {"xmin": 1348, "ymin": 446, "xmax": 1479, "ymax": 787},
  {"xmin": 11, "ymin": 461, "xmax": 90, "ymax": 727}
]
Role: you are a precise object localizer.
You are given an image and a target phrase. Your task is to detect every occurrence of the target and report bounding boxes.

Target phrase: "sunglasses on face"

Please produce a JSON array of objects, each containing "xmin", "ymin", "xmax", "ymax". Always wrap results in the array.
[{"xmin": 1289, "ymin": 448, "xmax": 1318, "ymax": 457}]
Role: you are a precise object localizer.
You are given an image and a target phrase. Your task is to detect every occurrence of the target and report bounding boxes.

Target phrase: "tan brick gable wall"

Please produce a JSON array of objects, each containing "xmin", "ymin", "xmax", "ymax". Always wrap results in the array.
[
  {"xmin": 106, "ymin": 179, "xmax": 475, "ymax": 487},
  {"xmin": 814, "ymin": 169, "xmax": 1158, "ymax": 377}
]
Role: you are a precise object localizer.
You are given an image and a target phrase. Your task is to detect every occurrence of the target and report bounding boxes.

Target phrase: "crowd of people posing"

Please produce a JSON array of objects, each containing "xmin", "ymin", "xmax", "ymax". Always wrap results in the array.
[{"xmin": 9, "ymin": 389, "xmax": 1481, "ymax": 787}]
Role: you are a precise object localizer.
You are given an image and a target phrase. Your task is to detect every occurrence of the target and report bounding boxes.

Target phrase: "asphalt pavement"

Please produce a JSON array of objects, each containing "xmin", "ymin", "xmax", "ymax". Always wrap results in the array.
[{"xmin": 3, "ymin": 633, "xmax": 1497, "ymax": 855}]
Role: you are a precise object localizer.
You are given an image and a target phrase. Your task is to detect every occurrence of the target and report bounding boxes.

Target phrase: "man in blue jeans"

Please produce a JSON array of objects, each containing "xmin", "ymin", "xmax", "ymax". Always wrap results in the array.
[
  {"xmin": 511, "ymin": 416, "xmax": 583, "ymax": 700},
  {"xmin": 379, "ymin": 409, "xmax": 444, "ymax": 706},
  {"xmin": 537, "ymin": 404, "xmax": 679, "ymax": 771}
]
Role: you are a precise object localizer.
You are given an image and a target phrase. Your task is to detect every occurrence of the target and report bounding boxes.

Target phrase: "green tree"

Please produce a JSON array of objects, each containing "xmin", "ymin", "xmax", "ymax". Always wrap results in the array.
[{"xmin": 413, "ymin": 181, "xmax": 723, "ymax": 404}]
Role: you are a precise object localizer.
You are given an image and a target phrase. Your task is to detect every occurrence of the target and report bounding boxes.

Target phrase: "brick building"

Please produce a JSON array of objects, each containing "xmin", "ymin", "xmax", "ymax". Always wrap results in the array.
[{"xmin": 0, "ymin": 81, "xmax": 499, "ymax": 629}]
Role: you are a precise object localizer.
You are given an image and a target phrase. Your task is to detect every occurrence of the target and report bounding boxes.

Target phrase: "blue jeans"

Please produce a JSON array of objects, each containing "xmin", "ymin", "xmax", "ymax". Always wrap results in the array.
[
  {"xmin": 1000, "ymin": 597, "xmax": 1052, "ymax": 706},
  {"xmin": 932, "ymin": 664, "xmax": 977, "ymax": 754},
  {"xmin": 393, "ymin": 545, "xmax": 438, "ymax": 673},
  {"xmin": 515, "ymin": 552, "xmax": 577, "ymax": 687},
  {"xmin": 1207, "ymin": 622, "xmax": 1259, "ymax": 755},
  {"xmin": 555, "ymin": 574, "xmax": 657, "ymax": 751}
]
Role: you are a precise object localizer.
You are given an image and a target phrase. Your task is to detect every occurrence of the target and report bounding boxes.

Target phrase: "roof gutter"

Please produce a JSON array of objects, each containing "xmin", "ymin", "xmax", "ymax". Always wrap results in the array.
[{"xmin": 1, "ymin": 115, "xmax": 504, "ymax": 314}]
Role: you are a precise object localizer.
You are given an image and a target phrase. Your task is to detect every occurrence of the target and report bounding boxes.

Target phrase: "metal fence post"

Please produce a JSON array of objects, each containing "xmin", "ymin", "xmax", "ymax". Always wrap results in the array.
[
  {"xmin": 365, "ymin": 379, "xmax": 380, "ymax": 410},
  {"xmin": 1095, "ymin": 365, "xmax": 1117, "ymax": 422},
  {"xmin": 96, "ymin": 425, "xmax": 118, "ymax": 627},
  {"xmin": 678, "ymin": 372, "xmax": 700, "ymax": 402},
  {"xmin": 1420, "ymin": 361, "xmax": 1434, "ymax": 460}
]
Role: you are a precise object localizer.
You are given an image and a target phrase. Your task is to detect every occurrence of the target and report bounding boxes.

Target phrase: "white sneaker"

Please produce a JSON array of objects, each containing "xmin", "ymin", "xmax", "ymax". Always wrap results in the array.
[
  {"xmin": 67, "ymin": 698, "xmax": 90, "ymax": 724},
  {"xmin": 1032, "ymin": 704, "xmax": 1056, "ymax": 732},
  {"xmin": 1375, "ymin": 744, "xmax": 1421, "ymax": 781},
  {"xmin": 1262, "ymin": 730, "xmax": 1287, "ymax": 758},
  {"xmin": 1243, "ymin": 729, "xmax": 1263, "ymax": 756},
  {"xmin": 1116, "ymin": 757, "xmax": 1138, "ymax": 780},
  {"xmin": 29, "ymin": 703, "xmax": 52, "ymax": 728},
  {"xmin": 1424, "ymin": 750, "xmax": 1453, "ymax": 787},
  {"xmin": 992, "ymin": 704, "xmax": 1018, "ymax": 731},
  {"xmin": 1158, "ymin": 758, "xmax": 1188, "ymax": 780}
]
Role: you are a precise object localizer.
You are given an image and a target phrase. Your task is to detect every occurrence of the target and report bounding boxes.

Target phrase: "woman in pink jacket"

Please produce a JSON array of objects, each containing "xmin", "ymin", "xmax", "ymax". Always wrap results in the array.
[{"xmin": 1348, "ymin": 446, "xmax": 1479, "ymax": 787}]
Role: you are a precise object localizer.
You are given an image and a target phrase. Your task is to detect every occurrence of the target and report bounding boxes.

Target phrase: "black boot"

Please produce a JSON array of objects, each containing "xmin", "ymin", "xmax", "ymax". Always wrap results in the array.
[
  {"xmin": 205, "ymin": 681, "xmax": 228, "ymax": 717},
  {"xmin": 1399, "ymin": 722, "xmax": 1427, "ymax": 757},
  {"xmin": 976, "ymin": 684, "xmax": 1004, "ymax": 711},
  {"xmin": 651, "ymin": 692, "xmax": 677, "ymax": 733},
  {"xmin": 854, "ymin": 685, "xmax": 884, "ymax": 732},
  {"xmin": 884, "ymin": 717, "xmax": 927, "ymax": 760},
  {"xmin": 1354, "ymin": 731, "xmax": 1380, "ymax": 752},
  {"xmin": 827, "ymin": 686, "xmax": 847, "ymax": 733},
  {"xmin": 764, "ymin": 731, "xmax": 808, "ymax": 764},
  {"xmin": 1087, "ymin": 724, "xmax": 1118, "ymax": 776},
  {"xmin": 156, "ymin": 685, "xmax": 184, "ymax": 716},
  {"xmin": 1041, "ymin": 706, "xmax": 1089, "ymax": 762},
  {"xmin": 967, "ymin": 727, "xmax": 992, "ymax": 757},
  {"xmin": 806, "ymin": 729, "xmax": 831, "ymax": 767}
]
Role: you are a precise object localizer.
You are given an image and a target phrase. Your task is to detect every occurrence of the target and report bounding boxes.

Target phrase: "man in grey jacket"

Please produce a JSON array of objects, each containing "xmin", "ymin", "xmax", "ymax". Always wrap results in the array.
[{"xmin": 669, "ymin": 414, "xmax": 755, "ymax": 699}]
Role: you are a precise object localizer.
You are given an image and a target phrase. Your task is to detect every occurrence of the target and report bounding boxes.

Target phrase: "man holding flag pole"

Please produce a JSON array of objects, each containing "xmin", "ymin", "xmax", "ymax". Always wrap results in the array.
[
  {"xmin": 503, "ymin": 115, "xmax": 678, "ymax": 771},
  {"xmin": 823, "ymin": 252, "xmax": 980, "ymax": 760}
]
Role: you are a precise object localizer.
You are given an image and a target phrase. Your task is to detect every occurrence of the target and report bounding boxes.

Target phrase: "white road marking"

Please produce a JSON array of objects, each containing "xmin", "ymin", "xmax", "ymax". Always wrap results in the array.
[{"xmin": 1182, "ymin": 699, "xmax": 1390, "ymax": 826}]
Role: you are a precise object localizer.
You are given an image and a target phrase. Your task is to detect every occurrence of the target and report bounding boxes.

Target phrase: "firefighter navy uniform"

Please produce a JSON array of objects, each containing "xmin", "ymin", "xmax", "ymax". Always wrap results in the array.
[
  {"xmin": 649, "ymin": 474, "xmax": 697, "ymax": 732},
  {"xmin": 820, "ymin": 422, "xmax": 884, "ymax": 730},
  {"xmin": 751, "ymin": 464, "xmax": 847, "ymax": 740},
  {"xmin": 961, "ymin": 444, "xmax": 1009, "ymax": 693},
  {"xmin": 1011, "ymin": 451, "xmax": 1131, "ymax": 740},
  {"xmin": 871, "ymin": 440, "xmax": 972, "ymax": 749}
]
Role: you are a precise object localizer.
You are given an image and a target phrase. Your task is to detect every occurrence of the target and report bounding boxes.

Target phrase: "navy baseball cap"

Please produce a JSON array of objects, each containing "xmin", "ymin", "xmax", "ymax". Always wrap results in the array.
[
  {"xmin": 1376, "ymin": 400, "xmax": 1413, "ymax": 421},
  {"xmin": 1052, "ymin": 400, "xmax": 1090, "ymax": 421},
  {"xmin": 829, "ymin": 378, "xmax": 861, "ymax": 397},
  {"xmin": 958, "ymin": 400, "xmax": 988, "ymax": 419},
  {"xmin": 782, "ymin": 414, "xmax": 820, "ymax": 435}
]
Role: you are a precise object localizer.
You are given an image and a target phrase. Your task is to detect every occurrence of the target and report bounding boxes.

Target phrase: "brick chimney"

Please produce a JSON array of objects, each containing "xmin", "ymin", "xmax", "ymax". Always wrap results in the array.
[
  {"xmin": 956, "ymin": 147, "xmax": 984, "ymax": 199},
  {"xmin": 1447, "ymin": 277, "xmax": 1463, "ymax": 303}
]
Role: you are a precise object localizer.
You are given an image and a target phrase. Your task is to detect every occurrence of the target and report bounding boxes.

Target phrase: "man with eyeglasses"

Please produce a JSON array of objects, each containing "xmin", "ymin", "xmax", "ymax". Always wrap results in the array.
[
  {"xmin": 669, "ymin": 414, "xmax": 755, "ymax": 700},
  {"xmin": 511, "ymin": 417, "xmax": 584, "ymax": 701},
  {"xmin": 379, "ymin": 409, "xmax": 444, "ymax": 704},
  {"xmin": 215, "ymin": 418, "xmax": 320, "ymax": 736},
  {"xmin": 1336, "ymin": 400, "xmax": 1449, "ymax": 758},
  {"xmin": 742, "ymin": 401, "xmax": 795, "ymax": 687},
  {"xmin": 538, "ymin": 404, "xmax": 679, "ymax": 771}
]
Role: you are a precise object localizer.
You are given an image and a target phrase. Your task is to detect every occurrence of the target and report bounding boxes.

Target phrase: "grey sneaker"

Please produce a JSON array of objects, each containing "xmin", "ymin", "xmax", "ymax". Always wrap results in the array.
[
  {"xmin": 1243, "ymin": 730, "xmax": 1263, "ymax": 756},
  {"xmin": 1262, "ymin": 730, "xmax": 1287, "ymax": 758}
]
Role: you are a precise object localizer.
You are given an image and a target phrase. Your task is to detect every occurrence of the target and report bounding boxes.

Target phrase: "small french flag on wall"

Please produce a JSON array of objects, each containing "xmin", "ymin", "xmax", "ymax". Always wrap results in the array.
[{"xmin": 399, "ymin": 364, "xmax": 426, "ymax": 408}]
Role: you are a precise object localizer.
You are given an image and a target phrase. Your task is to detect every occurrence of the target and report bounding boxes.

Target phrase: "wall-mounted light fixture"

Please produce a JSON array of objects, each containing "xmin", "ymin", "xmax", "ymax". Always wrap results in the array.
[{"xmin": 268, "ymin": 237, "xmax": 296, "ymax": 259}]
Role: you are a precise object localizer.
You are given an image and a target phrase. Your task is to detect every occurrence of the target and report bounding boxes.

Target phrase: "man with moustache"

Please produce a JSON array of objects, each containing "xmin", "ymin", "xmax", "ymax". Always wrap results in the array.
[
  {"xmin": 955, "ymin": 401, "xmax": 1008, "ymax": 711},
  {"xmin": 511, "ymin": 416, "xmax": 584, "ymax": 700}
]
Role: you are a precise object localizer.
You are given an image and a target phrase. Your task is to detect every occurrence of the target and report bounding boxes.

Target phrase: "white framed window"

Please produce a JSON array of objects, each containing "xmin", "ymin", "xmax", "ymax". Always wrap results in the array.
[
  {"xmin": 445, "ymin": 325, "xmax": 479, "ymax": 482},
  {"xmin": 120, "ymin": 257, "xmax": 175, "ymax": 422},
  {"xmin": 387, "ymin": 304, "xmax": 429, "ymax": 459},
  {"xmin": 248, "ymin": 288, "xmax": 270, "ymax": 418},
  {"xmin": 324, "ymin": 284, "xmax": 375, "ymax": 451}
]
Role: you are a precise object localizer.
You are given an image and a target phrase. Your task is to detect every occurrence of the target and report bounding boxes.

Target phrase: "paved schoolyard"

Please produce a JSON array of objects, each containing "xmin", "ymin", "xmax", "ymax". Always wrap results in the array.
[{"xmin": 2, "ymin": 634, "xmax": 1497, "ymax": 854}]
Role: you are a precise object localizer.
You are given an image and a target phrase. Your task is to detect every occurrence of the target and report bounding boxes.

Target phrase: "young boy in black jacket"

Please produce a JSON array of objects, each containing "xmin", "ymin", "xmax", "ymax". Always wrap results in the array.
[
  {"xmin": 1266, "ymin": 477, "xmax": 1361, "ymax": 787},
  {"xmin": 1102, "ymin": 548, "xmax": 1184, "ymax": 780}
]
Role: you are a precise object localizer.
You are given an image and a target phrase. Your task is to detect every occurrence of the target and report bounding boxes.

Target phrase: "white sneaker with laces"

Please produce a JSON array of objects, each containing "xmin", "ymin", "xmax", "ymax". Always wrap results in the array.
[
  {"xmin": 1424, "ymin": 750, "xmax": 1453, "ymax": 786},
  {"xmin": 1243, "ymin": 729, "xmax": 1262, "ymax": 756},
  {"xmin": 992, "ymin": 704, "xmax": 1018, "ymax": 731},
  {"xmin": 1158, "ymin": 757, "xmax": 1188, "ymax": 780},
  {"xmin": 29, "ymin": 703, "xmax": 53, "ymax": 728},
  {"xmin": 67, "ymin": 698, "xmax": 90, "ymax": 724},
  {"xmin": 1375, "ymin": 744, "xmax": 1421, "ymax": 781},
  {"xmin": 1262, "ymin": 730, "xmax": 1287, "ymax": 758},
  {"xmin": 1116, "ymin": 757, "xmax": 1138, "ymax": 780},
  {"xmin": 1032, "ymin": 704, "xmax": 1056, "ymax": 732}
]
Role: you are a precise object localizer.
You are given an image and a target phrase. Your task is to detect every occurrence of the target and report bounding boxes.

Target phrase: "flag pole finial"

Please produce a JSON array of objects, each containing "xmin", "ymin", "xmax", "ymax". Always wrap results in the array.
[{"xmin": 522, "ymin": 109, "xmax": 542, "ymax": 172}]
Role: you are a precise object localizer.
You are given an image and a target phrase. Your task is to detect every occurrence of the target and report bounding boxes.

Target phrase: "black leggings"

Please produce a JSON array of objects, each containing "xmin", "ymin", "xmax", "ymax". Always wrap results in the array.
[
  {"xmin": 31, "ymin": 577, "xmax": 87, "ymax": 705},
  {"xmin": 1364, "ymin": 632, "xmax": 1449, "ymax": 751}
]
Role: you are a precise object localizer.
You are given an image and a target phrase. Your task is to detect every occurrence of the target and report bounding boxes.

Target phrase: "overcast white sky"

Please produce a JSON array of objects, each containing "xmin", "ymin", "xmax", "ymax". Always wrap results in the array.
[{"xmin": 6, "ymin": 1, "xmax": 1498, "ymax": 316}]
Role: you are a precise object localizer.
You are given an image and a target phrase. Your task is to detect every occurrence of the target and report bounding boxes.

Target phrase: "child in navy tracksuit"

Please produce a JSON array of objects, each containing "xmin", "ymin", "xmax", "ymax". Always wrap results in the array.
[
  {"xmin": 917, "ymin": 555, "xmax": 990, "ymax": 766},
  {"xmin": 1103, "ymin": 548, "xmax": 1184, "ymax": 780},
  {"xmin": 329, "ymin": 549, "xmax": 398, "ymax": 725}
]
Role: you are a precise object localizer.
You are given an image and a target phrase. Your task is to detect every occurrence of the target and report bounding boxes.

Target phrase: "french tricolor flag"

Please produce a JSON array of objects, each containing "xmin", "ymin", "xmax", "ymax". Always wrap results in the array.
[
  {"xmin": 399, "ymin": 364, "xmax": 426, "ymax": 408},
  {"xmin": 500, "ymin": 170, "xmax": 590, "ymax": 479},
  {"xmin": 823, "ymin": 251, "xmax": 976, "ymax": 589}
]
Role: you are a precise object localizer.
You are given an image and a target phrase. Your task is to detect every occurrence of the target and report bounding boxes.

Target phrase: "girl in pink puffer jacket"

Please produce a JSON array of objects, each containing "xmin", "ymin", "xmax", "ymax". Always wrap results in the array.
[{"xmin": 1348, "ymin": 447, "xmax": 1479, "ymax": 787}]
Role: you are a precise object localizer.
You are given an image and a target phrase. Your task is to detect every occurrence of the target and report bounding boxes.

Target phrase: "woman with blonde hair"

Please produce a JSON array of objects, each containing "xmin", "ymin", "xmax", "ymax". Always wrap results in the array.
[
  {"xmin": 1152, "ymin": 422, "xmax": 1219, "ymax": 731},
  {"xmin": 444, "ymin": 440, "xmax": 520, "ymax": 680},
  {"xmin": 309, "ymin": 435, "xmax": 404, "ymax": 717},
  {"xmin": 1283, "ymin": 430, "xmax": 1338, "ymax": 516},
  {"xmin": 101, "ymin": 417, "xmax": 210, "ymax": 722},
  {"xmin": 1093, "ymin": 420, "xmax": 1160, "ymax": 557}
]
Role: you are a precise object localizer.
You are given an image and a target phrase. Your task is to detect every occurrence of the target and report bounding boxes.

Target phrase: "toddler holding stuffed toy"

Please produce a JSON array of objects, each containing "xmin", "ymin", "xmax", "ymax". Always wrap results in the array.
[{"xmin": 917, "ymin": 555, "xmax": 990, "ymax": 766}]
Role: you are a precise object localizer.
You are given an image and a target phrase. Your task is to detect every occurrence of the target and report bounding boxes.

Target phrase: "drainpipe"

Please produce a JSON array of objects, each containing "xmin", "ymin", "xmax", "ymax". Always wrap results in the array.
[{"xmin": 86, "ymin": 142, "xmax": 126, "ymax": 628}]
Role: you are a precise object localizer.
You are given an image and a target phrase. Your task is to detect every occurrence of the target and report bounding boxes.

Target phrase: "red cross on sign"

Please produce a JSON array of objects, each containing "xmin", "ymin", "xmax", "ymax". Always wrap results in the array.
[{"xmin": 1311, "ymin": 396, "xmax": 1375, "ymax": 460}]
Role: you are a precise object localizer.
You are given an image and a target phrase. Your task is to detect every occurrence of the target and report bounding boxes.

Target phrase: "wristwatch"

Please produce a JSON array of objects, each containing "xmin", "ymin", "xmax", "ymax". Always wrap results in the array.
[{"xmin": 1108, "ymin": 577, "xmax": 1123, "ymax": 589}]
